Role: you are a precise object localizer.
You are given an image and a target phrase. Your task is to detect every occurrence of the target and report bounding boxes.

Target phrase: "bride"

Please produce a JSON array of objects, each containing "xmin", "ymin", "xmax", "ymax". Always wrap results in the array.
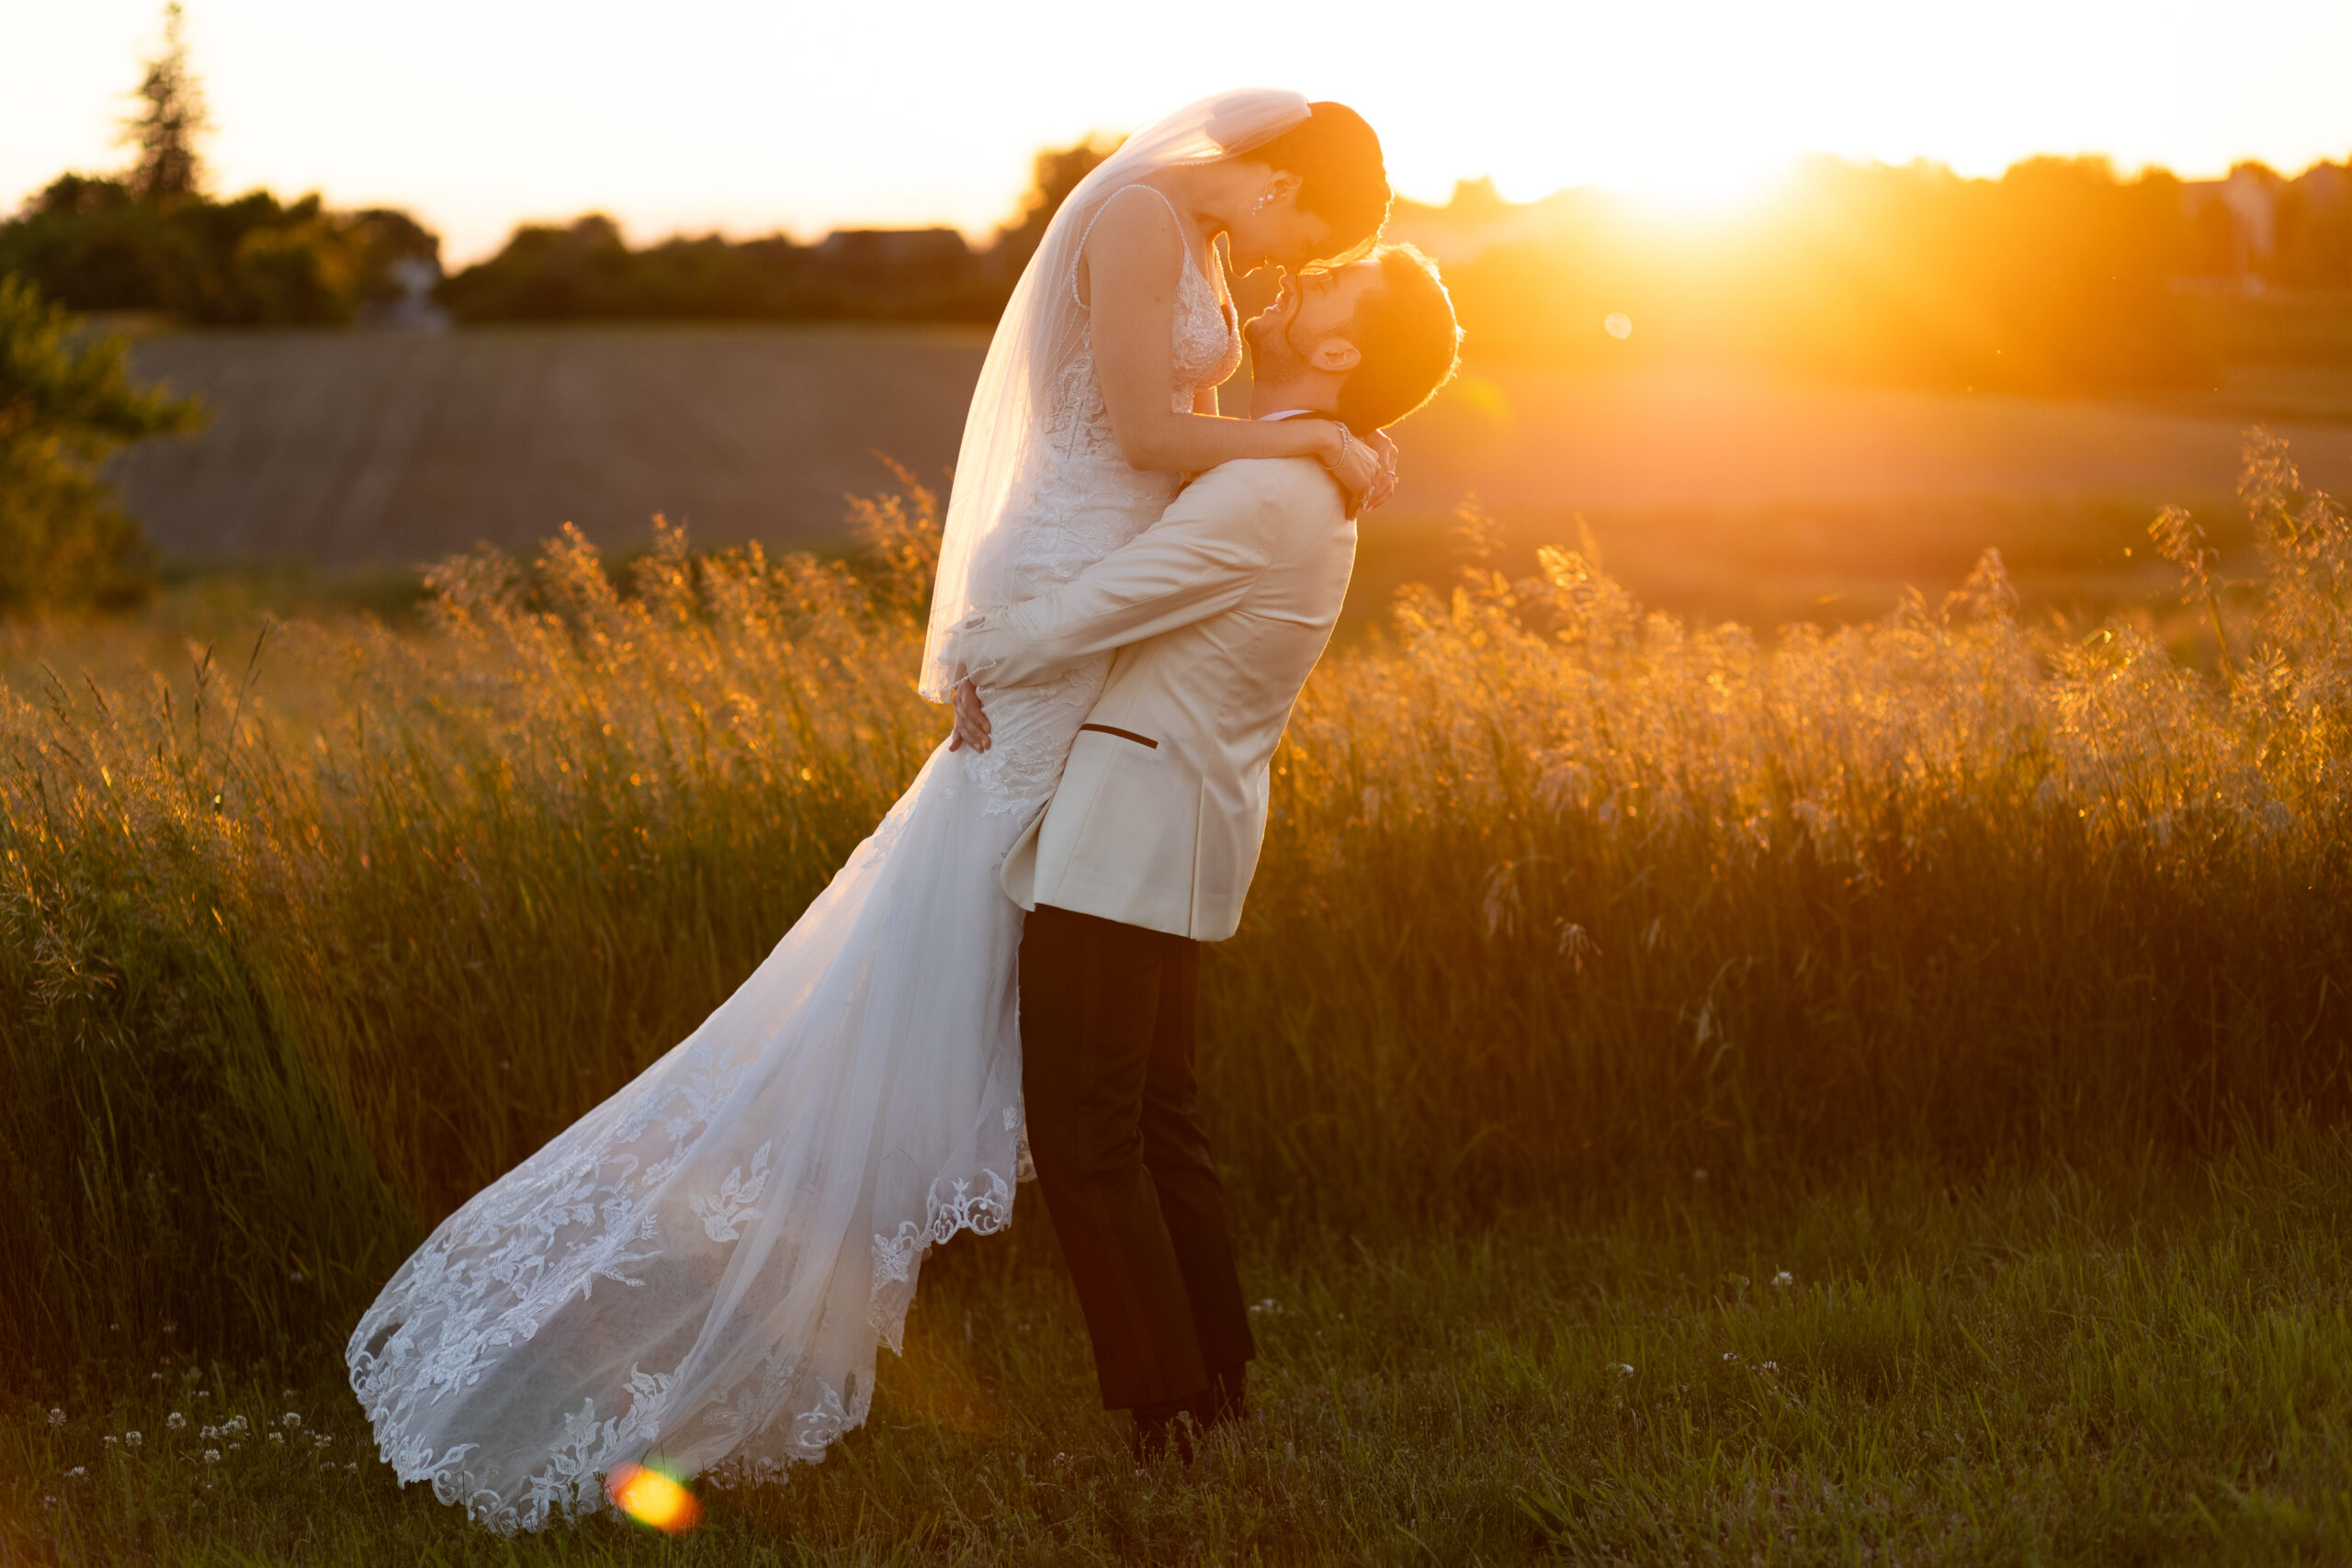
[{"xmin": 347, "ymin": 88, "xmax": 1396, "ymax": 1532}]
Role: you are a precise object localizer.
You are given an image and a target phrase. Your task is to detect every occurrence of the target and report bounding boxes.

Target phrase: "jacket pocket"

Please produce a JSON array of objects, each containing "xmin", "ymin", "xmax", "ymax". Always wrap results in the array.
[{"xmin": 1079, "ymin": 722, "xmax": 1158, "ymax": 750}]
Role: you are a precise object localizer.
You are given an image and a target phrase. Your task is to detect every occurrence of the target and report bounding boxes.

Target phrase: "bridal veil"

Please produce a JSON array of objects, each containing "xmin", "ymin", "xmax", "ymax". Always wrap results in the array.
[{"xmin": 918, "ymin": 86, "xmax": 1311, "ymax": 700}]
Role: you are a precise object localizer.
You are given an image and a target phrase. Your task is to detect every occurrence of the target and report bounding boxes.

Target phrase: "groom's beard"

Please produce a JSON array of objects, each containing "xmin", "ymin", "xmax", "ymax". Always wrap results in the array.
[{"xmin": 1244, "ymin": 317, "xmax": 1310, "ymax": 383}]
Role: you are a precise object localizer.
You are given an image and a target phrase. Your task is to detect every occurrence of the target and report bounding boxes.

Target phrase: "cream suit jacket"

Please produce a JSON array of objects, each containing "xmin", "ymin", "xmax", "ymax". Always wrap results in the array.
[{"xmin": 955, "ymin": 455, "xmax": 1354, "ymax": 942}]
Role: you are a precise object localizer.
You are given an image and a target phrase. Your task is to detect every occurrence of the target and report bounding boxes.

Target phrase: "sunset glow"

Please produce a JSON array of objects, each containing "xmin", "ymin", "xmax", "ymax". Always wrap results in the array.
[{"xmin": 3, "ymin": 0, "xmax": 2347, "ymax": 262}]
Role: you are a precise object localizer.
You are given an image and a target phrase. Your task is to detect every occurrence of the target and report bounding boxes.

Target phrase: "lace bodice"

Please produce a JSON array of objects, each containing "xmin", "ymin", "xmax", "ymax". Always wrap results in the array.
[
  {"xmin": 959, "ymin": 190, "xmax": 1243, "ymax": 813},
  {"xmin": 1031, "ymin": 187, "xmax": 1244, "ymax": 555}
]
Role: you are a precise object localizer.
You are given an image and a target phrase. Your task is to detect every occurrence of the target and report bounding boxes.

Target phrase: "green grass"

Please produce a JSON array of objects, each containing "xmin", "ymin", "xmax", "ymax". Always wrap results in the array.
[{"xmin": 15, "ymin": 1128, "xmax": 2352, "ymax": 1563}]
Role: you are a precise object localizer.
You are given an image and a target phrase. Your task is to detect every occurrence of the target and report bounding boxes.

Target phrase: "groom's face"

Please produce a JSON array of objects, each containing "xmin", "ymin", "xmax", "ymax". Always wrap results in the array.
[{"xmin": 1244, "ymin": 260, "xmax": 1384, "ymax": 379}]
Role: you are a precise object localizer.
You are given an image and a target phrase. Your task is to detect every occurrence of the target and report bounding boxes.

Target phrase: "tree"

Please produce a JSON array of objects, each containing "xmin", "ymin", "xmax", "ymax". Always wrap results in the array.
[
  {"xmin": 993, "ymin": 138, "xmax": 1119, "ymax": 276},
  {"xmin": 0, "ymin": 275, "xmax": 205, "ymax": 613},
  {"xmin": 126, "ymin": 3, "xmax": 209, "ymax": 207}
]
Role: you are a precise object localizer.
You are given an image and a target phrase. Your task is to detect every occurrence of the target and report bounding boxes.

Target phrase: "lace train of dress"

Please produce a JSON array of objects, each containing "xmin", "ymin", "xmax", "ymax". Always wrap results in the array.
[
  {"xmin": 349, "ymin": 737, "xmax": 1046, "ymax": 1530},
  {"xmin": 346, "ymin": 183, "xmax": 1245, "ymax": 1534}
]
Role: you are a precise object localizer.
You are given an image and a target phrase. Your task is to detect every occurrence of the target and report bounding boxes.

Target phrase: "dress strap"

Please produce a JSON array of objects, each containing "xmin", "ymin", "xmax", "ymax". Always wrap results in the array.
[{"xmin": 1070, "ymin": 185, "xmax": 1195, "ymax": 311}]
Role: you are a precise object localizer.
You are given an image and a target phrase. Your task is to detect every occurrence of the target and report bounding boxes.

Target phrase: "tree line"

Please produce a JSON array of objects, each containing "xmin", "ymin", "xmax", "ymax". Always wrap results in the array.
[
  {"xmin": 431, "ymin": 141, "xmax": 1110, "ymax": 324},
  {"xmin": 0, "ymin": 4, "xmax": 1109, "ymax": 334},
  {"xmin": 0, "ymin": 6, "xmax": 437, "ymax": 327},
  {"xmin": 1416, "ymin": 153, "xmax": 2351, "ymax": 393},
  {"xmin": 8, "ymin": 5, "xmax": 2351, "ymax": 394}
]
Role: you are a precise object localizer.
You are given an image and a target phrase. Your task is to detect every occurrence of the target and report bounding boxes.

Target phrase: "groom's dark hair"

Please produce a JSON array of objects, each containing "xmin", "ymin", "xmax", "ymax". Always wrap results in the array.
[
  {"xmin": 1337, "ymin": 244, "xmax": 1463, "ymax": 434},
  {"xmin": 1253, "ymin": 102, "xmax": 1391, "ymax": 260}
]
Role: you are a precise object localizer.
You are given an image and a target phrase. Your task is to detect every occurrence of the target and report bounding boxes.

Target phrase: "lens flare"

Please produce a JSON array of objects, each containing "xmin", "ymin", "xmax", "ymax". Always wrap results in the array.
[
  {"xmin": 1605, "ymin": 313, "xmax": 1634, "ymax": 340},
  {"xmin": 605, "ymin": 1460, "xmax": 702, "ymax": 1534}
]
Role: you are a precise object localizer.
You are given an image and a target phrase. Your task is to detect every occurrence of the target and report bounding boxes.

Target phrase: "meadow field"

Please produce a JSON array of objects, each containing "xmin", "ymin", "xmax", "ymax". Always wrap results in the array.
[
  {"xmin": 6, "ymin": 426, "xmax": 2352, "ymax": 1563},
  {"xmin": 109, "ymin": 325, "xmax": 2352, "ymax": 627}
]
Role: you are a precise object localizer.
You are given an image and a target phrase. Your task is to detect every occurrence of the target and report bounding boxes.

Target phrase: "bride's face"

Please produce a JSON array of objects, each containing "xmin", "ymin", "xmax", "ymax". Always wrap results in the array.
[{"xmin": 1226, "ymin": 175, "xmax": 1336, "ymax": 274}]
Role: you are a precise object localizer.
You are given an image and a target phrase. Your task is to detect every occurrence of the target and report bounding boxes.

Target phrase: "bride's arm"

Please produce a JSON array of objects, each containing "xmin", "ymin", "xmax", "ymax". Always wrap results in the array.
[{"xmin": 1083, "ymin": 189, "xmax": 1383, "ymax": 498}]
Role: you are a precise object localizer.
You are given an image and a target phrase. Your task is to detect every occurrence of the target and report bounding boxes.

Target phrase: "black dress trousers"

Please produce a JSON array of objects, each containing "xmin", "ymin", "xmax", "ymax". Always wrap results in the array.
[{"xmin": 1017, "ymin": 901, "xmax": 1255, "ymax": 1411}]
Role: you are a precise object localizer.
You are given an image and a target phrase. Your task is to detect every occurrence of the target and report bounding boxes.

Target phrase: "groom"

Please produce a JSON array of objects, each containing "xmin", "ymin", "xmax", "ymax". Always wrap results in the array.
[{"xmin": 950, "ymin": 243, "xmax": 1461, "ymax": 1457}]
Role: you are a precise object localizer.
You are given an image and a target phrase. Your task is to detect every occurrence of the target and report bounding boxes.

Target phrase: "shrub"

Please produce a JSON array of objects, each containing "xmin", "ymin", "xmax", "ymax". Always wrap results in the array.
[{"xmin": 0, "ymin": 274, "xmax": 202, "ymax": 613}]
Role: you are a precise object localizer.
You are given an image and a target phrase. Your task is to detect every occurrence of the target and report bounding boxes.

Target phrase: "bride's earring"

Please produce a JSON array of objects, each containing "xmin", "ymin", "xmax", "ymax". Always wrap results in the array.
[{"xmin": 1252, "ymin": 191, "xmax": 1275, "ymax": 216}]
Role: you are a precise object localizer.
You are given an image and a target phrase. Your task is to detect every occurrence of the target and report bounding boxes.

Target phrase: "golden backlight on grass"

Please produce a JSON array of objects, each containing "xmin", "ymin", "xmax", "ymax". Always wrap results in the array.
[{"xmin": 605, "ymin": 1460, "xmax": 701, "ymax": 1534}]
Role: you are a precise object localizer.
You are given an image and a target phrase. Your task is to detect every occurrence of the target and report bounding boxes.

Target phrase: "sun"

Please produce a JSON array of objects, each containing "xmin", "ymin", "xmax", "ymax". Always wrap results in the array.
[{"xmin": 1607, "ymin": 146, "xmax": 1792, "ymax": 220}]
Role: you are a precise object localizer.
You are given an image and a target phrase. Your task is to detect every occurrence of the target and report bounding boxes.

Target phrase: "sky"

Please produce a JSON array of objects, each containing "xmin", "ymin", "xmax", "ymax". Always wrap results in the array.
[{"xmin": 4, "ymin": 0, "xmax": 2348, "ymax": 265}]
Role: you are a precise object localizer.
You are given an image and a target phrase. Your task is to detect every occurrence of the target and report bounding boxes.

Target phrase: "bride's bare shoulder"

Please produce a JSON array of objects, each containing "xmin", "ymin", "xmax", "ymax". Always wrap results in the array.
[{"xmin": 1080, "ymin": 185, "xmax": 1186, "ymax": 278}]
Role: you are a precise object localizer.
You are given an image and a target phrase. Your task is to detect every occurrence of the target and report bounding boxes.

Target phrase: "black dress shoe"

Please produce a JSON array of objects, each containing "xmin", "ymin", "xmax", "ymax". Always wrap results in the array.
[{"xmin": 1129, "ymin": 1393, "xmax": 1207, "ymax": 1463}]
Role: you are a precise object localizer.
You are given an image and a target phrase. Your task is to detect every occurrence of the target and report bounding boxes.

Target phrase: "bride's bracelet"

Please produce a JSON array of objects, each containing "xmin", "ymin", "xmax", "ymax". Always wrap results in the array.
[{"xmin": 1324, "ymin": 423, "xmax": 1358, "ymax": 471}]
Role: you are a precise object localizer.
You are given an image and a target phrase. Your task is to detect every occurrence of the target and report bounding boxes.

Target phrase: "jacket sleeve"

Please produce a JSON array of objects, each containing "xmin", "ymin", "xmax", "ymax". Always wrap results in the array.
[{"xmin": 955, "ymin": 461, "xmax": 1312, "ymax": 688}]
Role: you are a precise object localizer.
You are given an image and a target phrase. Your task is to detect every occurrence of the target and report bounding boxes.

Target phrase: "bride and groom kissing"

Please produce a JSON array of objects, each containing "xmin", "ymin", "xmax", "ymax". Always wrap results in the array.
[{"xmin": 348, "ymin": 89, "xmax": 1461, "ymax": 1529}]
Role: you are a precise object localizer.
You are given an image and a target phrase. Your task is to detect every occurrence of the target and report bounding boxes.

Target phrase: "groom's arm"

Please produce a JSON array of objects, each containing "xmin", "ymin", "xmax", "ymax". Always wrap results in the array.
[{"xmin": 955, "ymin": 461, "xmax": 1310, "ymax": 689}]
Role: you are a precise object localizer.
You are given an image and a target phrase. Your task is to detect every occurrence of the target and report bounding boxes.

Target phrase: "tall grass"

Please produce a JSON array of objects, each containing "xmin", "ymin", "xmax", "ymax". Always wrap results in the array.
[
  {"xmin": 1, "ymin": 435, "xmax": 2346, "ymax": 1387},
  {"xmin": 1221, "ymin": 434, "xmax": 2352, "ymax": 1213}
]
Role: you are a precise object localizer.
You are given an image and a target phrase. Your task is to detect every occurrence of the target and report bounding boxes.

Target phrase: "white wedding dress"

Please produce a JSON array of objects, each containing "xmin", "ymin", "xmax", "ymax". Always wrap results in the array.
[{"xmin": 346, "ymin": 164, "xmax": 1258, "ymax": 1529}]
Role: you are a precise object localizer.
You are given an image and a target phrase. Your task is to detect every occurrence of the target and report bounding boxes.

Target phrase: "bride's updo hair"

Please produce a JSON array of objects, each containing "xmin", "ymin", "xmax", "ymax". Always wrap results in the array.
[{"xmin": 1248, "ymin": 102, "xmax": 1391, "ymax": 258}]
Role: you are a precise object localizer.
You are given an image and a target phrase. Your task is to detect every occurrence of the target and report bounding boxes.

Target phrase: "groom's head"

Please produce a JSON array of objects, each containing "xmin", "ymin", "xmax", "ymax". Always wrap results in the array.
[{"xmin": 1244, "ymin": 243, "xmax": 1461, "ymax": 434}]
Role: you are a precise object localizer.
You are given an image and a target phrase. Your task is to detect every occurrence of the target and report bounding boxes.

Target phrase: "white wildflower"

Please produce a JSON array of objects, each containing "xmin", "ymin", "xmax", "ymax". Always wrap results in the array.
[
  {"xmin": 1773, "ymin": 1270, "xmax": 1793, "ymax": 1288},
  {"xmin": 47, "ymin": 1408, "xmax": 65, "ymax": 1427},
  {"xmin": 167, "ymin": 1413, "xmax": 186, "ymax": 1431},
  {"xmin": 124, "ymin": 1430, "xmax": 142, "ymax": 1450},
  {"xmin": 282, "ymin": 1412, "xmax": 300, "ymax": 1429},
  {"xmin": 203, "ymin": 1449, "xmax": 220, "ymax": 1463}
]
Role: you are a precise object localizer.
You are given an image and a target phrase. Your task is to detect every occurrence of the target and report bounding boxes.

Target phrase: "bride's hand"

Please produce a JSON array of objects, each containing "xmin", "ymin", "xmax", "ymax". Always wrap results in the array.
[
  {"xmin": 1320, "ymin": 423, "xmax": 1385, "ymax": 513},
  {"xmin": 949, "ymin": 671, "xmax": 992, "ymax": 753},
  {"xmin": 1360, "ymin": 429, "xmax": 1399, "ymax": 512}
]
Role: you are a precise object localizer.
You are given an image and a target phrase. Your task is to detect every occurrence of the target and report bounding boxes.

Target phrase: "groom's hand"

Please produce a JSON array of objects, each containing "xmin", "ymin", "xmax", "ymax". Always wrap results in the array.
[{"xmin": 949, "ymin": 674, "xmax": 993, "ymax": 753}]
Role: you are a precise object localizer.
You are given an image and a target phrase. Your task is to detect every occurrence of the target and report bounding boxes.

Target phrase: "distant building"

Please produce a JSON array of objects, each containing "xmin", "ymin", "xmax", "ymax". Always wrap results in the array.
[
  {"xmin": 812, "ymin": 228, "xmax": 976, "ymax": 288},
  {"xmin": 2182, "ymin": 165, "xmax": 2281, "ymax": 289},
  {"xmin": 373, "ymin": 254, "xmax": 450, "ymax": 332},
  {"xmin": 2180, "ymin": 160, "xmax": 2352, "ymax": 291}
]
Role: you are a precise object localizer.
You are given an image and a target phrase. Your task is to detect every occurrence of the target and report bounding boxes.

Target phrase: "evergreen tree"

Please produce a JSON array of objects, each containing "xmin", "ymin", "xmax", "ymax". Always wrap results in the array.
[{"xmin": 125, "ymin": 3, "xmax": 208, "ymax": 206}]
